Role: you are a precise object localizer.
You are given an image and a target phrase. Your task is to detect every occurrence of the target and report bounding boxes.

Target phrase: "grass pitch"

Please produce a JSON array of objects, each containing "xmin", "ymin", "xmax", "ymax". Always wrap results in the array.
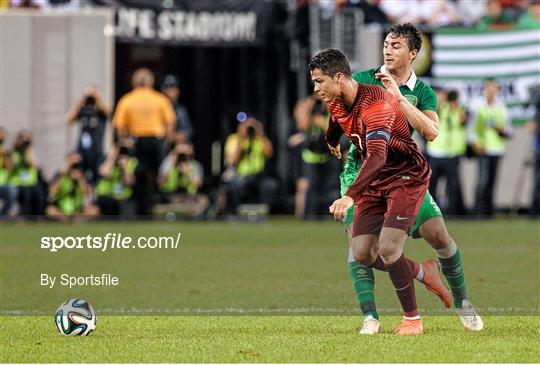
[
  {"xmin": 1, "ymin": 316, "xmax": 539, "ymax": 362},
  {"xmin": 1, "ymin": 218, "xmax": 539, "ymax": 362}
]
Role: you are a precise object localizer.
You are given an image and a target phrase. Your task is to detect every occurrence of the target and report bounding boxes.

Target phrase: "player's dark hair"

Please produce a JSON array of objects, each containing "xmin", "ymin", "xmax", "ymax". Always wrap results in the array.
[
  {"xmin": 309, "ymin": 49, "xmax": 351, "ymax": 77},
  {"xmin": 386, "ymin": 23, "xmax": 422, "ymax": 52}
]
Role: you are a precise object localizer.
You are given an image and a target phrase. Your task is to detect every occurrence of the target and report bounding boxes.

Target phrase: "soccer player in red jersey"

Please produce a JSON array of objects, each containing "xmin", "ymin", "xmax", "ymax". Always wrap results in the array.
[{"xmin": 310, "ymin": 49, "xmax": 431, "ymax": 335}]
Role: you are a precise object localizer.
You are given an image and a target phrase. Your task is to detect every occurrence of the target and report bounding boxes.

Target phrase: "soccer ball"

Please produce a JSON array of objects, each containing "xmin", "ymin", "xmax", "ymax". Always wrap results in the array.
[{"xmin": 55, "ymin": 298, "xmax": 96, "ymax": 336}]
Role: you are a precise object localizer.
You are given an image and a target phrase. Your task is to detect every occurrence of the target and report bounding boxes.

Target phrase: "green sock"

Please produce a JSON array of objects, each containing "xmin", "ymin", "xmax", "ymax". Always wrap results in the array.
[
  {"xmin": 438, "ymin": 248, "xmax": 468, "ymax": 308},
  {"xmin": 348, "ymin": 262, "xmax": 378, "ymax": 319}
]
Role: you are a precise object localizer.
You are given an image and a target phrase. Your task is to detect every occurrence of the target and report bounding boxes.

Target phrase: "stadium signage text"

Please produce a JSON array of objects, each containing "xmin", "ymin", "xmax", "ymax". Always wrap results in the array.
[{"xmin": 115, "ymin": 7, "xmax": 259, "ymax": 45}]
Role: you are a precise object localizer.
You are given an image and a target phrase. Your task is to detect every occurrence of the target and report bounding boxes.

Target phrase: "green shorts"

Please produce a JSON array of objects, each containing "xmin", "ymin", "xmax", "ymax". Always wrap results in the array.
[{"xmin": 339, "ymin": 146, "xmax": 442, "ymax": 239}]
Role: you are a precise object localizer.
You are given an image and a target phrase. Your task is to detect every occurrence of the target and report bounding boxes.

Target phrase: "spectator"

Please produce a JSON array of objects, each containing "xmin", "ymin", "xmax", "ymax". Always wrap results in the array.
[
  {"xmin": 113, "ymin": 67, "xmax": 175, "ymax": 216},
  {"xmin": 0, "ymin": 127, "xmax": 16, "ymax": 219},
  {"xmin": 156, "ymin": 141, "xmax": 209, "ymax": 219},
  {"xmin": 46, "ymin": 152, "xmax": 98, "ymax": 222},
  {"xmin": 517, "ymin": 0, "xmax": 540, "ymax": 28},
  {"xmin": 346, "ymin": 0, "xmax": 389, "ymax": 25},
  {"xmin": 66, "ymin": 84, "xmax": 110, "ymax": 184},
  {"xmin": 95, "ymin": 139, "xmax": 138, "ymax": 217},
  {"xmin": 223, "ymin": 117, "xmax": 277, "ymax": 216},
  {"xmin": 161, "ymin": 75, "xmax": 194, "ymax": 142},
  {"xmin": 421, "ymin": 0, "xmax": 461, "ymax": 28},
  {"xmin": 292, "ymin": 95, "xmax": 339, "ymax": 219},
  {"xmin": 469, "ymin": 78, "xmax": 512, "ymax": 217},
  {"xmin": 426, "ymin": 89, "xmax": 467, "ymax": 216},
  {"xmin": 457, "ymin": 0, "xmax": 488, "ymax": 26},
  {"xmin": 476, "ymin": 0, "xmax": 514, "ymax": 29},
  {"xmin": 10, "ymin": 130, "xmax": 43, "ymax": 218}
]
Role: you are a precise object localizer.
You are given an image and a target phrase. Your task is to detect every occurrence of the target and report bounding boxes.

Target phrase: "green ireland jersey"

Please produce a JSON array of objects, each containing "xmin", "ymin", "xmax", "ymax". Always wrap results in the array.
[{"xmin": 341, "ymin": 66, "xmax": 441, "ymax": 236}]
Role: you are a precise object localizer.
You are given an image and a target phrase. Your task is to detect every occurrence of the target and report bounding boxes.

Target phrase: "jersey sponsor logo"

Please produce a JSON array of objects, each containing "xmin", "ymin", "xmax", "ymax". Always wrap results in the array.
[{"xmin": 405, "ymin": 94, "xmax": 418, "ymax": 106}]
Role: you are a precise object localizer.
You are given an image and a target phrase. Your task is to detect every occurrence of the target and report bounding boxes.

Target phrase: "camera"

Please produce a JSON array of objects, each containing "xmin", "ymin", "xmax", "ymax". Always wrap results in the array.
[
  {"xmin": 118, "ymin": 146, "xmax": 131, "ymax": 157},
  {"xmin": 15, "ymin": 138, "xmax": 31, "ymax": 152},
  {"xmin": 70, "ymin": 162, "xmax": 82, "ymax": 171},
  {"xmin": 246, "ymin": 126, "xmax": 256, "ymax": 139},
  {"xmin": 177, "ymin": 153, "xmax": 189, "ymax": 163},
  {"xmin": 84, "ymin": 96, "xmax": 96, "ymax": 107}
]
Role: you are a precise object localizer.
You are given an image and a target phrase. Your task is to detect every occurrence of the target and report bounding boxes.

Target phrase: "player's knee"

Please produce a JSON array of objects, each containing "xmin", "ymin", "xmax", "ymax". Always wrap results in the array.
[
  {"xmin": 349, "ymin": 239, "xmax": 373, "ymax": 265},
  {"xmin": 377, "ymin": 240, "xmax": 401, "ymax": 263},
  {"xmin": 422, "ymin": 220, "xmax": 451, "ymax": 250}
]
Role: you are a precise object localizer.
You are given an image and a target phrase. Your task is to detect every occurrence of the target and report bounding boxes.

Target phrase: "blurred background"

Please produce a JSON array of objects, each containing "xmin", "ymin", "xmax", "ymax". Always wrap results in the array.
[{"xmin": 0, "ymin": 0, "xmax": 539, "ymax": 221}]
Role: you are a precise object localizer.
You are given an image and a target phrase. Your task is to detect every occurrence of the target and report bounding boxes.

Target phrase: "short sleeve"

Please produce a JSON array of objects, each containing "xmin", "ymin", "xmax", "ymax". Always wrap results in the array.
[
  {"xmin": 112, "ymin": 97, "xmax": 128, "ymax": 130},
  {"xmin": 417, "ymin": 85, "xmax": 438, "ymax": 113}
]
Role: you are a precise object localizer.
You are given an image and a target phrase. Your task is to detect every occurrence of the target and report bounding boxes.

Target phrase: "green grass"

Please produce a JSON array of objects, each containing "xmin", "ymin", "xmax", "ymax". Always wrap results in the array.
[
  {"xmin": 1, "ymin": 316, "xmax": 539, "ymax": 362},
  {"xmin": 1, "ymin": 218, "xmax": 539, "ymax": 362}
]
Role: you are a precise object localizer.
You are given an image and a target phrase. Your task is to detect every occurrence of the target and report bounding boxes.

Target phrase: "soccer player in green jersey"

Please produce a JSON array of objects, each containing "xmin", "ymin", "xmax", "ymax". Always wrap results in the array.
[{"xmin": 337, "ymin": 23, "xmax": 483, "ymax": 334}]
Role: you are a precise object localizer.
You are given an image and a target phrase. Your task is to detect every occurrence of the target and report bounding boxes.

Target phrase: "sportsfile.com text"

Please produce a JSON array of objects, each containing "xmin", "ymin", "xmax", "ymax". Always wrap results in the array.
[{"xmin": 40, "ymin": 233, "xmax": 182, "ymax": 252}]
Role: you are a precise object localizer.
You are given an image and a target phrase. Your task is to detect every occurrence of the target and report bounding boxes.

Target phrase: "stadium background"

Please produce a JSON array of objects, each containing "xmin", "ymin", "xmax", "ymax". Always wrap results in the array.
[
  {"xmin": 1, "ymin": 0, "xmax": 539, "ymax": 216},
  {"xmin": 1, "ymin": 1, "xmax": 539, "ymax": 363}
]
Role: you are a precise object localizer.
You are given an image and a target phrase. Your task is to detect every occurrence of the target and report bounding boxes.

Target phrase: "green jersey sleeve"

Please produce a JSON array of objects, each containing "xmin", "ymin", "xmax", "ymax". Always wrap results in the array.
[{"xmin": 417, "ymin": 83, "xmax": 438, "ymax": 112}]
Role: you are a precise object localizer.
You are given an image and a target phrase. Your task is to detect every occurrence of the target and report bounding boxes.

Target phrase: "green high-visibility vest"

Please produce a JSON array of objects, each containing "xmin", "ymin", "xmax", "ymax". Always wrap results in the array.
[
  {"xmin": 52, "ymin": 176, "xmax": 84, "ymax": 215},
  {"xmin": 9, "ymin": 151, "xmax": 38, "ymax": 187},
  {"xmin": 427, "ymin": 103, "xmax": 467, "ymax": 157},
  {"xmin": 472, "ymin": 101, "xmax": 508, "ymax": 155},
  {"xmin": 95, "ymin": 158, "xmax": 138, "ymax": 200},
  {"xmin": 0, "ymin": 154, "xmax": 9, "ymax": 186},
  {"xmin": 159, "ymin": 160, "xmax": 201, "ymax": 194},
  {"xmin": 236, "ymin": 138, "xmax": 265, "ymax": 177}
]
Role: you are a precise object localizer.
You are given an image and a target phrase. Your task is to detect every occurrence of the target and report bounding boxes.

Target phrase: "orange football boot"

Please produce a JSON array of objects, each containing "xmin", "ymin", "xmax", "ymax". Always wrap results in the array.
[
  {"xmin": 394, "ymin": 318, "xmax": 424, "ymax": 335},
  {"xmin": 421, "ymin": 259, "xmax": 452, "ymax": 308}
]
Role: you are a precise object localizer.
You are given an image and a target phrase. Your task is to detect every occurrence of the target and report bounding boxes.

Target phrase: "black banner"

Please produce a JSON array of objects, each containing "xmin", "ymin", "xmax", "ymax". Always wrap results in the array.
[{"xmin": 93, "ymin": 0, "xmax": 278, "ymax": 46}]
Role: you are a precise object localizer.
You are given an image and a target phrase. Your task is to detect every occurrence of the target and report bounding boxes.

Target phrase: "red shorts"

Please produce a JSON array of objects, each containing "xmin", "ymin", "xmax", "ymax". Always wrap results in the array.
[{"xmin": 351, "ymin": 181, "xmax": 428, "ymax": 238}]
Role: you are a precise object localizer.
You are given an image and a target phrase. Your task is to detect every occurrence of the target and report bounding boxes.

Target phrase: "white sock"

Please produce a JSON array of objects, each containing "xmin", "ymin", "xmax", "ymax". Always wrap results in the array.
[
  {"xmin": 403, "ymin": 315, "xmax": 421, "ymax": 320},
  {"xmin": 415, "ymin": 264, "xmax": 425, "ymax": 282},
  {"xmin": 436, "ymin": 239, "xmax": 458, "ymax": 259}
]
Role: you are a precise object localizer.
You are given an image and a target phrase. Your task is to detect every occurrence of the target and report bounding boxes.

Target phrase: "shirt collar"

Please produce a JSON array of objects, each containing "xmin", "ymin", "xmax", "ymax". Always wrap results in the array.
[{"xmin": 379, "ymin": 65, "xmax": 417, "ymax": 90}]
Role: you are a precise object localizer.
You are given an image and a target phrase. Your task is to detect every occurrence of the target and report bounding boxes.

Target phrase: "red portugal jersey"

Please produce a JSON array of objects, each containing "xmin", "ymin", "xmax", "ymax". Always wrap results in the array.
[{"xmin": 325, "ymin": 83, "xmax": 431, "ymax": 200}]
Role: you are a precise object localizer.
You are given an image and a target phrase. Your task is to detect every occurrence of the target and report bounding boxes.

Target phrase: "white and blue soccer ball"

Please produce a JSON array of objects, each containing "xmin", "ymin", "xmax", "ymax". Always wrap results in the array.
[{"xmin": 55, "ymin": 298, "xmax": 96, "ymax": 336}]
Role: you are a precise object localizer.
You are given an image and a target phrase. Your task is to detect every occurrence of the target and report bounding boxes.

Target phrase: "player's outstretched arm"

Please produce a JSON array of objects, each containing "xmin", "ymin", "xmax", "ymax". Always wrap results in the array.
[{"xmin": 376, "ymin": 72, "xmax": 439, "ymax": 141}]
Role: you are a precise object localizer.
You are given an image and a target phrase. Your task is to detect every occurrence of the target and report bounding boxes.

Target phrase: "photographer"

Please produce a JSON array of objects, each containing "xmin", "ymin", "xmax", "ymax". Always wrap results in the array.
[
  {"xmin": 46, "ymin": 152, "xmax": 98, "ymax": 222},
  {"xmin": 95, "ymin": 140, "xmax": 138, "ymax": 217},
  {"xmin": 156, "ymin": 141, "xmax": 208, "ymax": 219},
  {"xmin": 10, "ymin": 130, "xmax": 44, "ymax": 217},
  {"xmin": 469, "ymin": 78, "xmax": 513, "ymax": 216},
  {"xmin": 292, "ymin": 96, "xmax": 339, "ymax": 219},
  {"xmin": 66, "ymin": 85, "xmax": 110, "ymax": 184},
  {"xmin": 161, "ymin": 75, "xmax": 194, "ymax": 142},
  {"xmin": 223, "ymin": 116, "xmax": 277, "ymax": 216},
  {"xmin": 0, "ymin": 127, "xmax": 16, "ymax": 218}
]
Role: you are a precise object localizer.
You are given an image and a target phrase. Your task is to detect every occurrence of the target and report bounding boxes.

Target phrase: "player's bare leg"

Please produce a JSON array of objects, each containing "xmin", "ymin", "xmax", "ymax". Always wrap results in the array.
[
  {"xmin": 419, "ymin": 217, "xmax": 484, "ymax": 330},
  {"xmin": 378, "ymin": 227, "xmax": 423, "ymax": 335}
]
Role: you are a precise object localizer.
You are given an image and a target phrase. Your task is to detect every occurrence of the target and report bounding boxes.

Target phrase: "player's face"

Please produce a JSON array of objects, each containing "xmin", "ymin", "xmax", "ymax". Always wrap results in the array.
[
  {"xmin": 383, "ymin": 33, "xmax": 417, "ymax": 72},
  {"xmin": 310, "ymin": 68, "xmax": 340, "ymax": 102}
]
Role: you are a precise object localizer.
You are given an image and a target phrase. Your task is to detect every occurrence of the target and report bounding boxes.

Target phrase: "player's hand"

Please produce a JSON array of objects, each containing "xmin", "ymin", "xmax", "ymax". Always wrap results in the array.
[
  {"xmin": 327, "ymin": 143, "xmax": 341, "ymax": 159},
  {"xmin": 329, "ymin": 195, "xmax": 354, "ymax": 221},
  {"xmin": 375, "ymin": 71, "xmax": 401, "ymax": 98}
]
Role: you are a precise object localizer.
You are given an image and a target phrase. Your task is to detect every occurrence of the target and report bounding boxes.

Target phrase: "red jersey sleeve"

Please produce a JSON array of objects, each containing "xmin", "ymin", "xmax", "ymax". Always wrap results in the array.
[{"xmin": 345, "ymin": 100, "xmax": 394, "ymax": 200}]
